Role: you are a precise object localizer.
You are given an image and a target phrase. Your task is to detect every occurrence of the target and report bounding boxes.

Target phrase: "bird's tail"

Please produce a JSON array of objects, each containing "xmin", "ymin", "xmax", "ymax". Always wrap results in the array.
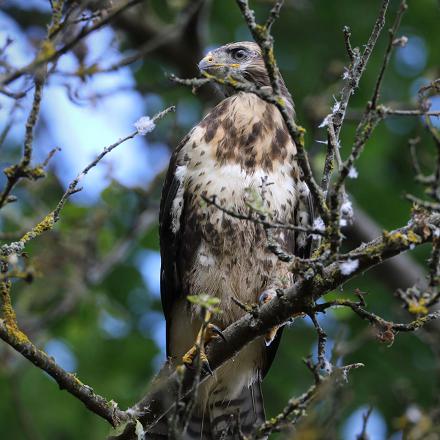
[
  {"xmin": 148, "ymin": 381, "xmax": 266, "ymax": 439},
  {"xmin": 207, "ymin": 380, "xmax": 265, "ymax": 439}
]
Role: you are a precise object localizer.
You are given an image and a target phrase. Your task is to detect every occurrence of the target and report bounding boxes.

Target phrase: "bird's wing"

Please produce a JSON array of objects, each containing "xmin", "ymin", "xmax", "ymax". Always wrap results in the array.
[
  {"xmin": 159, "ymin": 133, "xmax": 191, "ymax": 357},
  {"xmin": 263, "ymin": 178, "xmax": 315, "ymax": 378}
]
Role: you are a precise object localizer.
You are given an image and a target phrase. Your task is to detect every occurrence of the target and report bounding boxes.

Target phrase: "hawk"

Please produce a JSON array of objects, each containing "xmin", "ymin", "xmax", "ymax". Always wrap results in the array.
[{"xmin": 158, "ymin": 41, "xmax": 313, "ymax": 439}]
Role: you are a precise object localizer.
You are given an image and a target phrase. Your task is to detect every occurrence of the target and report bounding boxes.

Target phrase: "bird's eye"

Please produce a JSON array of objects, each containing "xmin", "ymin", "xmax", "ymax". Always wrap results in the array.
[{"xmin": 232, "ymin": 49, "xmax": 247, "ymax": 61}]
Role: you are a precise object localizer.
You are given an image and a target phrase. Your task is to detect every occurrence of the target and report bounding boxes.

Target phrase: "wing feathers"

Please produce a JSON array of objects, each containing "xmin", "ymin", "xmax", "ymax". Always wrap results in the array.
[{"xmin": 159, "ymin": 134, "xmax": 190, "ymax": 355}]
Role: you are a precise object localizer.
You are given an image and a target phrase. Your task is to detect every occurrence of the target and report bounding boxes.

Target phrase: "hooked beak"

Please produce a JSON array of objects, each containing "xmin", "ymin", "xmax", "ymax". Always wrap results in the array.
[
  {"xmin": 198, "ymin": 54, "xmax": 219, "ymax": 72},
  {"xmin": 198, "ymin": 52, "xmax": 241, "ymax": 75}
]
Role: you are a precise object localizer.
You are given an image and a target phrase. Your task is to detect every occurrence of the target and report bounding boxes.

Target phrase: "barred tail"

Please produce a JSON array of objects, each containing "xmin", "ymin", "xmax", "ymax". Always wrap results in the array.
[
  {"xmin": 208, "ymin": 381, "xmax": 265, "ymax": 439},
  {"xmin": 147, "ymin": 381, "xmax": 266, "ymax": 439}
]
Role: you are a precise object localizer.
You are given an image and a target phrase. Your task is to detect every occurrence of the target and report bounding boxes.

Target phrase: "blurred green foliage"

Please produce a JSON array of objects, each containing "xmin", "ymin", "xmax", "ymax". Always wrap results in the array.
[{"xmin": 1, "ymin": 0, "xmax": 440, "ymax": 439}]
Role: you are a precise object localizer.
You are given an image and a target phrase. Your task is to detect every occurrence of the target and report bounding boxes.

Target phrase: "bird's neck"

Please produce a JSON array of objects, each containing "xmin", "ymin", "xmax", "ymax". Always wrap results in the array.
[{"xmin": 226, "ymin": 91, "xmax": 293, "ymax": 130}]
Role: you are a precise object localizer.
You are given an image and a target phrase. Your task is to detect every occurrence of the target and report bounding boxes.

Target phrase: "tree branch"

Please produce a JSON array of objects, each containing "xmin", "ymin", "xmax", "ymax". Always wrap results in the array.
[
  {"xmin": 109, "ymin": 211, "xmax": 440, "ymax": 439},
  {"xmin": 0, "ymin": 319, "xmax": 127, "ymax": 427},
  {"xmin": 0, "ymin": 106, "xmax": 175, "ymax": 257},
  {"xmin": 0, "ymin": 0, "xmax": 142, "ymax": 87},
  {"xmin": 0, "ymin": 107, "xmax": 175, "ymax": 429}
]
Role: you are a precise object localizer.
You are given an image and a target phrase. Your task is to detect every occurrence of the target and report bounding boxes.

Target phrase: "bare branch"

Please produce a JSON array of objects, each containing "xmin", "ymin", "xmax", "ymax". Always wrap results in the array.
[
  {"xmin": 0, "ymin": 0, "xmax": 142, "ymax": 87},
  {"xmin": 342, "ymin": 26, "xmax": 355, "ymax": 62},
  {"xmin": 110, "ymin": 211, "xmax": 440, "ymax": 439},
  {"xmin": 0, "ymin": 319, "xmax": 128, "ymax": 427},
  {"xmin": 356, "ymin": 406, "xmax": 373, "ymax": 440},
  {"xmin": 0, "ymin": 106, "xmax": 175, "ymax": 257},
  {"xmin": 235, "ymin": 0, "xmax": 329, "ymax": 221},
  {"xmin": 370, "ymin": 0, "xmax": 408, "ymax": 110},
  {"xmin": 0, "ymin": 106, "xmax": 175, "ymax": 430},
  {"xmin": 332, "ymin": 0, "xmax": 391, "ymax": 140},
  {"xmin": 202, "ymin": 195, "xmax": 326, "ymax": 236}
]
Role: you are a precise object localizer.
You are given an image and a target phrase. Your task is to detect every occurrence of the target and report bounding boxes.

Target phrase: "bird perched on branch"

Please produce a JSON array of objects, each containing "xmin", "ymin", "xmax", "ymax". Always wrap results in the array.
[{"xmin": 158, "ymin": 41, "xmax": 313, "ymax": 439}]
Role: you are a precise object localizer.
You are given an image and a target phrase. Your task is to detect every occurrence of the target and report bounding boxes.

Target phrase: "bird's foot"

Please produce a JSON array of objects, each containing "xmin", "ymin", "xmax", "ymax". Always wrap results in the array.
[
  {"xmin": 259, "ymin": 289, "xmax": 280, "ymax": 346},
  {"xmin": 182, "ymin": 345, "xmax": 198, "ymax": 367},
  {"xmin": 205, "ymin": 323, "xmax": 227, "ymax": 342},
  {"xmin": 259, "ymin": 289, "xmax": 277, "ymax": 305},
  {"xmin": 259, "ymin": 288, "xmax": 306, "ymax": 345},
  {"xmin": 182, "ymin": 347, "xmax": 214, "ymax": 375},
  {"xmin": 182, "ymin": 323, "xmax": 226, "ymax": 375}
]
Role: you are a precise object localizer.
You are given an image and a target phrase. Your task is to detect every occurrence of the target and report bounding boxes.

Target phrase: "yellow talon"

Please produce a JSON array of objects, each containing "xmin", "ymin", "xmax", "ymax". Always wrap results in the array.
[
  {"xmin": 182, "ymin": 346, "xmax": 197, "ymax": 366},
  {"xmin": 181, "ymin": 314, "xmax": 225, "ymax": 375}
]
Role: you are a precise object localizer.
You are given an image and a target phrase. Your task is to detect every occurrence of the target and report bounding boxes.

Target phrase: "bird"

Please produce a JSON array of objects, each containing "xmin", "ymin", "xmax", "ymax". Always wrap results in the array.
[{"xmin": 157, "ymin": 41, "xmax": 314, "ymax": 439}]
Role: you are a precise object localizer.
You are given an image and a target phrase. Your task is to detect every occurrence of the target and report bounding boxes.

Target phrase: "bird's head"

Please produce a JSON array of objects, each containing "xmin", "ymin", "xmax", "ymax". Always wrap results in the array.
[
  {"xmin": 198, "ymin": 41, "xmax": 294, "ymax": 113},
  {"xmin": 199, "ymin": 41, "xmax": 270, "ymax": 86},
  {"xmin": 198, "ymin": 41, "xmax": 269, "ymax": 88}
]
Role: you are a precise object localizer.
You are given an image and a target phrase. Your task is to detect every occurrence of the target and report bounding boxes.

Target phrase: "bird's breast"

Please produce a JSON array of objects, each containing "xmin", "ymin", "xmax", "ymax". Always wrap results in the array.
[
  {"xmin": 174, "ymin": 95, "xmax": 300, "ymax": 324},
  {"xmin": 178, "ymin": 141, "xmax": 297, "ymax": 323}
]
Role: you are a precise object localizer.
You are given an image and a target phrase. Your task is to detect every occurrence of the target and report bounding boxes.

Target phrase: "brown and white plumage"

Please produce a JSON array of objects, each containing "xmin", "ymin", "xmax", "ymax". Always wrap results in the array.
[{"xmin": 158, "ymin": 42, "xmax": 313, "ymax": 439}]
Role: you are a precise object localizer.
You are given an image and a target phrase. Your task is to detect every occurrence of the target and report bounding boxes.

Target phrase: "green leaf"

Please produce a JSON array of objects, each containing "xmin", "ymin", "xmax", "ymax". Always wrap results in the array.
[{"xmin": 187, "ymin": 294, "xmax": 222, "ymax": 314}]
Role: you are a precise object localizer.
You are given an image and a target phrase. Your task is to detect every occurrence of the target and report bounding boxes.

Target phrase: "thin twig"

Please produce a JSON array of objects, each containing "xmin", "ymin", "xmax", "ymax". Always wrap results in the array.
[
  {"xmin": 0, "ymin": 106, "xmax": 175, "ymax": 257},
  {"xmin": 235, "ymin": 0, "xmax": 328, "ymax": 220},
  {"xmin": 110, "ymin": 212, "xmax": 440, "ymax": 439},
  {"xmin": 356, "ymin": 406, "xmax": 373, "ymax": 440},
  {"xmin": 342, "ymin": 26, "xmax": 355, "ymax": 62},
  {"xmin": 315, "ymin": 299, "xmax": 440, "ymax": 333},
  {"xmin": 370, "ymin": 0, "xmax": 408, "ymax": 110},
  {"xmin": 0, "ymin": 319, "xmax": 128, "ymax": 427},
  {"xmin": 0, "ymin": 0, "xmax": 142, "ymax": 86},
  {"xmin": 332, "ymin": 0, "xmax": 391, "ymax": 140},
  {"xmin": 202, "ymin": 195, "xmax": 326, "ymax": 235}
]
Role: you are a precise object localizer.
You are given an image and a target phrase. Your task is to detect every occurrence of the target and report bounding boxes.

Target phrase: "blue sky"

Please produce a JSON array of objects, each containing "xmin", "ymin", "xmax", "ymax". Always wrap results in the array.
[{"xmin": 0, "ymin": 11, "xmax": 170, "ymax": 205}]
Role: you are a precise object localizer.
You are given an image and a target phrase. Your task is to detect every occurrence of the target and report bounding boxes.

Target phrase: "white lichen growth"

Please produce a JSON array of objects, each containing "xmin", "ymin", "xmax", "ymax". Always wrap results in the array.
[
  {"xmin": 312, "ymin": 217, "xmax": 325, "ymax": 240},
  {"xmin": 321, "ymin": 358, "xmax": 333, "ymax": 375},
  {"xmin": 405, "ymin": 405, "xmax": 422, "ymax": 424},
  {"xmin": 341, "ymin": 198, "xmax": 354, "ymax": 220},
  {"xmin": 348, "ymin": 166, "xmax": 358, "ymax": 179},
  {"xmin": 394, "ymin": 35, "xmax": 408, "ymax": 48},
  {"xmin": 7, "ymin": 253, "xmax": 18, "ymax": 265},
  {"xmin": 339, "ymin": 259, "xmax": 359, "ymax": 275},
  {"xmin": 319, "ymin": 115, "xmax": 331, "ymax": 128},
  {"xmin": 332, "ymin": 100, "xmax": 341, "ymax": 113},
  {"xmin": 134, "ymin": 116, "xmax": 156, "ymax": 135},
  {"xmin": 313, "ymin": 217, "xmax": 325, "ymax": 232},
  {"xmin": 319, "ymin": 100, "xmax": 341, "ymax": 128}
]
